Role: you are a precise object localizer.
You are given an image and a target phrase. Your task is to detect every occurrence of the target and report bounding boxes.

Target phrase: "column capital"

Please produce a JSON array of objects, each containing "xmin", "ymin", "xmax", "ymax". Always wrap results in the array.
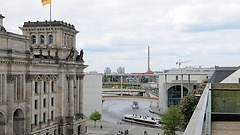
[
  {"xmin": 66, "ymin": 74, "xmax": 75, "ymax": 80},
  {"xmin": 25, "ymin": 74, "xmax": 35, "ymax": 83},
  {"xmin": 50, "ymin": 75, "xmax": 58, "ymax": 81},
  {"xmin": 42, "ymin": 75, "xmax": 51, "ymax": 81},
  {"xmin": 76, "ymin": 74, "xmax": 85, "ymax": 80},
  {"xmin": 7, "ymin": 74, "xmax": 18, "ymax": 83}
]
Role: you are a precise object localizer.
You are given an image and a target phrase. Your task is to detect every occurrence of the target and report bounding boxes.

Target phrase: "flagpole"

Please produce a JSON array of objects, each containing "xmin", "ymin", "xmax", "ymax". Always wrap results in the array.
[{"xmin": 50, "ymin": 0, "xmax": 52, "ymax": 21}]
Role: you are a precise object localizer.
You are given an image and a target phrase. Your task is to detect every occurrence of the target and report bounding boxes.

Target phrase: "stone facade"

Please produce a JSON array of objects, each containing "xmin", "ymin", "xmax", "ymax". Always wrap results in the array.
[{"xmin": 0, "ymin": 14, "xmax": 88, "ymax": 135}]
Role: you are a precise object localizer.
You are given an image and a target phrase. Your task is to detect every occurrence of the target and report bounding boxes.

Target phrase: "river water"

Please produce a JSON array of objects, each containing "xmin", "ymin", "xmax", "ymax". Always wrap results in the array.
[{"xmin": 102, "ymin": 98, "xmax": 160, "ymax": 124}]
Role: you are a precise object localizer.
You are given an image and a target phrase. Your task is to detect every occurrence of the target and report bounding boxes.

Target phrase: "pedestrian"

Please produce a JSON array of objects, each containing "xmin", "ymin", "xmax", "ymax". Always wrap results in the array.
[{"xmin": 125, "ymin": 129, "xmax": 129, "ymax": 135}]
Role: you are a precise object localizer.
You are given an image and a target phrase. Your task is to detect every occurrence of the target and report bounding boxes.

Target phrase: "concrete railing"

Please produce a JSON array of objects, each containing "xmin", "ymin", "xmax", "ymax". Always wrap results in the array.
[{"xmin": 183, "ymin": 83, "xmax": 211, "ymax": 135}]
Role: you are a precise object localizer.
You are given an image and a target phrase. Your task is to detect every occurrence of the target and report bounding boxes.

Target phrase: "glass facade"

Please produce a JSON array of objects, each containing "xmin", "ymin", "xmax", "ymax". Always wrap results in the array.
[{"xmin": 168, "ymin": 85, "xmax": 188, "ymax": 106}]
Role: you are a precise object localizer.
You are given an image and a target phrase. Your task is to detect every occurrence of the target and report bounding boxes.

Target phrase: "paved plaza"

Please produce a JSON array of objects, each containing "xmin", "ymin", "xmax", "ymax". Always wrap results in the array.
[{"xmin": 86, "ymin": 120, "xmax": 163, "ymax": 135}]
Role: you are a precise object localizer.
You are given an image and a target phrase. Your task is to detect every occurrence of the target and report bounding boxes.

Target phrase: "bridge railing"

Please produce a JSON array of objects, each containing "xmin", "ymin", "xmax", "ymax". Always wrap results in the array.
[{"xmin": 183, "ymin": 83, "xmax": 211, "ymax": 135}]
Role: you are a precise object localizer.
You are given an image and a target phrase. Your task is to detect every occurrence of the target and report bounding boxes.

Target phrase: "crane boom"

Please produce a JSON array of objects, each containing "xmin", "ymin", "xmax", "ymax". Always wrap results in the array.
[{"xmin": 176, "ymin": 60, "xmax": 192, "ymax": 68}]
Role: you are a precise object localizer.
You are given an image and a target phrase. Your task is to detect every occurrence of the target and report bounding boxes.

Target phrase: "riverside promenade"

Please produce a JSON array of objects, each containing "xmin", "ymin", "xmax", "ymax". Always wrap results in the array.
[
  {"xmin": 86, "ymin": 99, "xmax": 184, "ymax": 135},
  {"xmin": 86, "ymin": 120, "xmax": 163, "ymax": 135}
]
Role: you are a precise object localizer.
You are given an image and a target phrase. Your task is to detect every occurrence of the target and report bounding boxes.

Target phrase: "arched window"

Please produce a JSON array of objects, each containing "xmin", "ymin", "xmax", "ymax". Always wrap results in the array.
[
  {"xmin": 0, "ymin": 112, "xmax": 5, "ymax": 135},
  {"xmin": 31, "ymin": 35, "xmax": 36, "ymax": 44},
  {"xmin": 49, "ymin": 35, "xmax": 53, "ymax": 44},
  {"xmin": 167, "ymin": 85, "xmax": 188, "ymax": 107},
  {"xmin": 40, "ymin": 35, "xmax": 45, "ymax": 44},
  {"xmin": 13, "ymin": 109, "xmax": 24, "ymax": 134}
]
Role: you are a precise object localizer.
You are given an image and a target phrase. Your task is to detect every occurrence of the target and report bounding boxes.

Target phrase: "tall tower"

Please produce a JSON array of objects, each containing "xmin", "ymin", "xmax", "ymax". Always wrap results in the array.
[{"xmin": 148, "ymin": 46, "xmax": 151, "ymax": 72}]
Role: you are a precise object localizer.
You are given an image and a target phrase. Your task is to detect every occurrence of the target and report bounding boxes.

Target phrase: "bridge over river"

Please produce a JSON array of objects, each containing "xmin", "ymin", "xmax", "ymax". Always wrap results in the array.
[{"xmin": 103, "ymin": 88, "xmax": 159, "ymax": 100}]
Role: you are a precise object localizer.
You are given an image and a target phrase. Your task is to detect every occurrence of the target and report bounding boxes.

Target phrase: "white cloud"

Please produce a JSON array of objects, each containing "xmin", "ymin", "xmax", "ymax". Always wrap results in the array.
[
  {"xmin": 169, "ymin": 3, "xmax": 240, "ymax": 32},
  {"xmin": 1, "ymin": 0, "xmax": 240, "ymax": 73}
]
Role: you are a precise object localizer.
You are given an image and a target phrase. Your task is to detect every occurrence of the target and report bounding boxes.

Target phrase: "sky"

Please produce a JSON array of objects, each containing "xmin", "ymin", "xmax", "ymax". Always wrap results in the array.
[{"xmin": 1, "ymin": 0, "xmax": 240, "ymax": 73}]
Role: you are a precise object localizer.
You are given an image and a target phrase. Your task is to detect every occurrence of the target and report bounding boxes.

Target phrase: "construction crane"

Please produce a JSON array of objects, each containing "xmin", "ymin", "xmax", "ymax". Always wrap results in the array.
[{"xmin": 176, "ymin": 60, "xmax": 192, "ymax": 69}]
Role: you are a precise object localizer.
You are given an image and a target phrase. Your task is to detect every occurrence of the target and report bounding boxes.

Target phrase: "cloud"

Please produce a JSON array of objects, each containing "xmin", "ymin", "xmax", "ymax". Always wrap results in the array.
[
  {"xmin": 169, "ymin": 3, "xmax": 240, "ymax": 32},
  {"xmin": 1, "ymin": 0, "xmax": 240, "ymax": 73}
]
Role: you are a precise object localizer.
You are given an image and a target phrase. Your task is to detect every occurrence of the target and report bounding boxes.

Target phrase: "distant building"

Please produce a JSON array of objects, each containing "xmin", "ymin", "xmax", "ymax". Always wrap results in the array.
[
  {"xmin": 117, "ymin": 66, "xmax": 125, "ymax": 74},
  {"xmin": 88, "ymin": 71, "xmax": 99, "ymax": 74},
  {"xmin": 104, "ymin": 67, "xmax": 111, "ymax": 74},
  {"xmin": 158, "ymin": 67, "xmax": 215, "ymax": 114},
  {"xmin": 0, "ymin": 14, "xmax": 88, "ymax": 135},
  {"xmin": 83, "ymin": 73, "xmax": 102, "ymax": 117}
]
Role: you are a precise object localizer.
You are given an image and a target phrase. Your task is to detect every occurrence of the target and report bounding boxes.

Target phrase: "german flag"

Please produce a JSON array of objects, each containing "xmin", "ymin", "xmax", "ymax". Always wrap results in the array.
[{"xmin": 42, "ymin": 0, "xmax": 51, "ymax": 6}]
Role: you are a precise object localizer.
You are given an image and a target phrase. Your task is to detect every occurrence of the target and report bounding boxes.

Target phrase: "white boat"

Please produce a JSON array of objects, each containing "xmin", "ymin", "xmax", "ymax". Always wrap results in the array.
[
  {"xmin": 132, "ymin": 101, "xmax": 139, "ymax": 109},
  {"xmin": 122, "ymin": 114, "xmax": 161, "ymax": 127}
]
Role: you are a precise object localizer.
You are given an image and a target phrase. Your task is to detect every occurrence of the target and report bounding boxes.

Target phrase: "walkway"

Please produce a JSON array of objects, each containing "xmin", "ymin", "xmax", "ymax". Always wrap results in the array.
[
  {"xmin": 86, "ymin": 120, "xmax": 162, "ymax": 135},
  {"xmin": 86, "ymin": 120, "xmax": 184, "ymax": 135},
  {"xmin": 212, "ymin": 121, "xmax": 240, "ymax": 135}
]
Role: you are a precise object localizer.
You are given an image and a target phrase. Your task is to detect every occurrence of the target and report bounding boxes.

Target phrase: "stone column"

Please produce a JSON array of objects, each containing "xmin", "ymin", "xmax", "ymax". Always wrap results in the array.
[
  {"xmin": 6, "ymin": 74, "xmax": 16, "ymax": 135},
  {"xmin": 78, "ymin": 75, "xmax": 84, "ymax": 115},
  {"xmin": 0, "ymin": 74, "xmax": 2, "ymax": 102},
  {"xmin": 188, "ymin": 74, "xmax": 190, "ymax": 90},
  {"xmin": 3, "ymin": 74, "xmax": 7, "ymax": 102},
  {"xmin": 75, "ymin": 78, "xmax": 79, "ymax": 114},
  {"xmin": 68, "ymin": 75, "xmax": 75, "ymax": 117},
  {"xmin": 181, "ymin": 74, "xmax": 183, "ymax": 98},
  {"xmin": 45, "ymin": 31, "xmax": 48, "ymax": 46},
  {"xmin": 36, "ymin": 32, "xmax": 39, "ymax": 46},
  {"xmin": 25, "ymin": 75, "xmax": 34, "ymax": 135},
  {"xmin": 57, "ymin": 73, "xmax": 64, "ymax": 117},
  {"xmin": 159, "ymin": 74, "xmax": 168, "ymax": 114}
]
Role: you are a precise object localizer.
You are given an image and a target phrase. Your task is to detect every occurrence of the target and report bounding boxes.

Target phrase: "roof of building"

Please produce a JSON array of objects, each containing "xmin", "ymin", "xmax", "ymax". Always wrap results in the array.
[
  {"xmin": 23, "ymin": 20, "xmax": 76, "ymax": 30},
  {"xmin": 210, "ymin": 66, "xmax": 240, "ymax": 83}
]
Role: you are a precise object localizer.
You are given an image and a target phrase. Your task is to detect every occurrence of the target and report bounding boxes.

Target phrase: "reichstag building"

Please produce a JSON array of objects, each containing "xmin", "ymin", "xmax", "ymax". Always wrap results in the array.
[{"xmin": 0, "ymin": 14, "xmax": 88, "ymax": 135}]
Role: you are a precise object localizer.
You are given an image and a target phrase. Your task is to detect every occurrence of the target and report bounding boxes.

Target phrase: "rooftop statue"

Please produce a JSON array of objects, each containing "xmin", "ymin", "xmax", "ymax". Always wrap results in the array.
[{"xmin": 76, "ymin": 49, "xmax": 84, "ymax": 61}]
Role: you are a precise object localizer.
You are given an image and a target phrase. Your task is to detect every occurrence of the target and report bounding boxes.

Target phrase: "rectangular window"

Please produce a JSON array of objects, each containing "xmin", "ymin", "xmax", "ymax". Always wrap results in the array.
[
  {"xmin": 51, "ymin": 81, "xmax": 54, "ymax": 92},
  {"xmin": 43, "ymin": 112, "xmax": 46, "ymax": 123},
  {"xmin": 51, "ymin": 97, "xmax": 54, "ymax": 106},
  {"xmin": 43, "ymin": 98, "xmax": 46, "ymax": 107},
  {"xmin": 34, "ymin": 114, "xmax": 38, "ymax": 126},
  {"xmin": 43, "ymin": 81, "xmax": 47, "ymax": 93},
  {"xmin": 176, "ymin": 76, "xmax": 178, "ymax": 80},
  {"xmin": 78, "ymin": 125, "xmax": 81, "ymax": 134},
  {"xmin": 34, "ymin": 100, "xmax": 38, "ymax": 109},
  {"xmin": 51, "ymin": 110, "xmax": 54, "ymax": 121},
  {"xmin": 35, "ymin": 82, "xmax": 38, "ymax": 93}
]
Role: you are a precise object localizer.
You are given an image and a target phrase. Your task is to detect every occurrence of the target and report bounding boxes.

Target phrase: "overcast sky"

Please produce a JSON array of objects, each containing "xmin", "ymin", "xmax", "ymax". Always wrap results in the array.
[{"xmin": 1, "ymin": 0, "xmax": 240, "ymax": 73}]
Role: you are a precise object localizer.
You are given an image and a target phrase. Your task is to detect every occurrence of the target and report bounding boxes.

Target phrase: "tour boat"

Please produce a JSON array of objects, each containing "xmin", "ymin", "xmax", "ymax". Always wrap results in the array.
[
  {"xmin": 122, "ymin": 114, "xmax": 161, "ymax": 127},
  {"xmin": 132, "ymin": 101, "xmax": 139, "ymax": 109}
]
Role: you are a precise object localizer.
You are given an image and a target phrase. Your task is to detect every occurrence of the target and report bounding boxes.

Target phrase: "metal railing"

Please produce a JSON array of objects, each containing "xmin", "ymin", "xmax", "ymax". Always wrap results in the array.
[{"xmin": 183, "ymin": 83, "xmax": 211, "ymax": 135}]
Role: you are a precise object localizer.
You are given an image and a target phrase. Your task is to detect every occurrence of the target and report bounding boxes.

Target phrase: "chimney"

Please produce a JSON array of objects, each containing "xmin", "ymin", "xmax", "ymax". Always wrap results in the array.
[{"xmin": 148, "ymin": 46, "xmax": 151, "ymax": 72}]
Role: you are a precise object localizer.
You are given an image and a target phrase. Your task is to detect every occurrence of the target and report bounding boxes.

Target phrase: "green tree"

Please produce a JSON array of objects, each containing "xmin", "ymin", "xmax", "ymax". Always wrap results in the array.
[
  {"xmin": 179, "ymin": 79, "xmax": 208, "ymax": 128},
  {"xmin": 162, "ymin": 107, "xmax": 182, "ymax": 135},
  {"xmin": 179, "ymin": 89, "xmax": 199, "ymax": 128},
  {"xmin": 89, "ymin": 110, "xmax": 102, "ymax": 127}
]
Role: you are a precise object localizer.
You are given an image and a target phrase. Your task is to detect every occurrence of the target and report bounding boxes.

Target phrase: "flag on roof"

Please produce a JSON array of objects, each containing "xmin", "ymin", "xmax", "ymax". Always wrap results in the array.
[{"xmin": 42, "ymin": 0, "xmax": 51, "ymax": 6}]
